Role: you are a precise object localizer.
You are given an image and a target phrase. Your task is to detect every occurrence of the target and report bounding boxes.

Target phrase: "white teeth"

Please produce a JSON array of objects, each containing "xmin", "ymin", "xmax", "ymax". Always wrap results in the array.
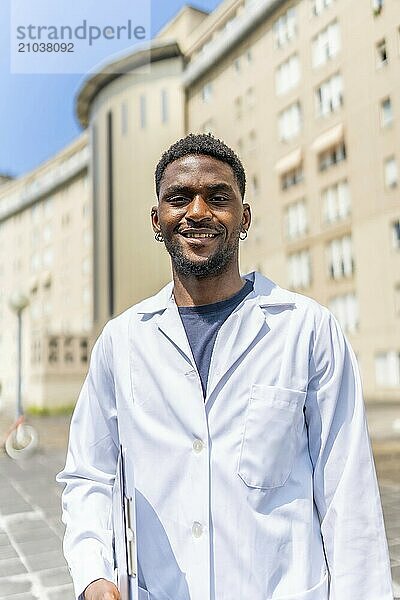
[{"xmin": 185, "ymin": 232, "xmax": 217, "ymax": 238}]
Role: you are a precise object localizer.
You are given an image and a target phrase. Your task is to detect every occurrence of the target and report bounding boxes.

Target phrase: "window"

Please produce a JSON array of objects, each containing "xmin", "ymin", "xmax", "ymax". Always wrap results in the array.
[
  {"xmin": 31, "ymin": 204, "xmax": 41, "ymax": 225},
  {"xmin": 312, "ymin": 0, "xmax": 334, "ymax": 16},
  {"xmin": 245, "ymin": 87, "xmax": 255, "ymax": 108},
  {"xmin": 61, "ymin": 212, "xmax": 71, "ymax": 227},
  {"xmin": 372, "ymin": 0, "xmax": 384, "ymax": 15},
  {"xmin": 43, "ymin": 198, "xmax": 53, "ymax": 218},
  {"xmin": 376, "ymin": 39, "xmax": 388, "ymax": 67},
  {"xmin": 161, "ymin": 89, "xmax": 168, "ymax": 123},
  {"xmin": 43, "ymin": 248, "xmax": 53, "ymax": 268},
  {"xmin": 139, "ymin": 95, "xmax": 146, "ymax": 129},
  {"xmin": 43, "ymin": 224, "xmax": 52, "ymax": 243},
  {"xmin": 395, "ymin": 284, "xmax": 400, "ymax": 315},
  {"xmin": 201, "ymin": 82, "xmax": 213, "ymax": 103},
  {"xmin": 375, "ymin": 352, "xmax": 400, "ymax": 387},
  {"xmin": 82, "ymin": 257, "xmax": 91, "ymax": 275},
  {"xmin": 275, "ymin": 54, "xmax": 300, "ymax": 95},
  {"xmin": 312, "ymin": 21, "xmax": 340, "ymax": 68},
  {"xmin": 31, "ymin": 339, "xmax": 41, "ymax": 365},
  {"xmin": 82, "ymin": 202, "xmax": 90, "ymax": 218},
  {"xmin": 288, "ymin": 249, "xmax": 312, "ymax": 289},
  {"xmin": 318, "ymin": 142, "xmax": 346, "ymax": 171},
  {"xmin": 48, "ymin": 337, "xmax": 59, "ymax": 364},
  {"xmin": 322, "ymin": 180, "xmax": 351, "ymax": 223},
  {"xmin": 83, "ymin": 229, "xmax": 92, "ymax": 247},
  {"xmin": 83, "ymin": 286, "xmax": 91, "ymax": 306},
  {"xmin": 251, "ymin": 174, "xmax": 259, "ymax": 196},
  {"xmin": 384, "ymin": 157, "xmax": 398, "ymax": 188},
  {"xmin": 43, "ymin": 300, "xmax": 52, "ymax": 316},
  {"xmin": 285, "ymin": 199, "xmax": 308, "ymax": 239},
  {"xmin": 80, "ymin": 339, "xmax": 88, "ymax": 363},
  {"xmin": 380, "ymin": 97, "xmax": 393, "ymax": 127},
  {"xmin": 273, "ymin": 6, "xmax": 297, "ymax": 48},
  {"xmin": 30, "ymin": 252, "xmax": 40, "ymax": 273},
  {"xmin": 281, "ymin": 165, "xmax": 304, "ymax": 190},
  {"xmin": 64, "ymin": 337, "xmax": 74, "ymax": 364},
  {"xmin": 248, "ymin": 130, "xmax": 257, "ymax": 152},
  {"xmin": 278, "ymin": 102, "xmax": 302, "ymax": 141},
  {"xmin": 327, "ymin": 234, "xmax": 354, "ymax": 279},
  {"xmin": 329, "ymin": 293, "xmax": 359, "ymax": 333},
  {"xmin": 31, "ymin": 300, "xmax": 41, "ymax": 321},
  {"xmin": 315, "ymin": 73, "xmax": 343, "ymax": 116},
  {"xmin": 234, "ymin": 96, "xmax": 243, "ymax": 119},
  {"xmin": 392, "ymin": 220, "xmax": 400, "ymax": 249},
  {"xmin": 121, "ymin": 102, "xmax": 128, "ymax": 136},
  {"xmin": 31, "ymin": 228, "xmax": 40, "ymax": 249},
  {"xmin": 234, "ymin": 57, "xmax": 241, "ymax": 73}
]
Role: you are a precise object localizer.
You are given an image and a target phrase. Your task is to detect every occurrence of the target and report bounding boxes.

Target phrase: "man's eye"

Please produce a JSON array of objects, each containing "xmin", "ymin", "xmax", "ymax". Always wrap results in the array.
[
  {"xmin": 211, "ymin": 195, "xmax": 228, "ymax": 203},
  {"xmin": 169, "ymin": 196, "xmax": 188, "ymax": 204}
]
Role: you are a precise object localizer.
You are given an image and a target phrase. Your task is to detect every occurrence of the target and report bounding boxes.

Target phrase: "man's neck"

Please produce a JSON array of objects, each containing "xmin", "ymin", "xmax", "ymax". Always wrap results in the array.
[{"xmin": 172, "ymin": 267, "xmax": 245, "ymax": 307}]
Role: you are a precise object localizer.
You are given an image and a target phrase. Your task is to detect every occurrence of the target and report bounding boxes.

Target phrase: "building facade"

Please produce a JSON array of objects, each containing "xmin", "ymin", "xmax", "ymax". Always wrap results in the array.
[
  {"xmin": 1, "ymin": 0, "xmax": 399, "ymax": 408},
  {"xmin": 0, "ymin": 134, "xmax": 92, "ymax": 409},
  {"xmin": 183, "ymin": 0, "xmax": 400, "ymax": 401},
  {"xmin": 76, "ymin": 0, "xmax": 399, "ymax": 403}
]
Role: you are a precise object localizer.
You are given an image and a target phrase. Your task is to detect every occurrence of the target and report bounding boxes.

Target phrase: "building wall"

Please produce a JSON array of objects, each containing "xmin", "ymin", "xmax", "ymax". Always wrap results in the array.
[
  {"xmin": 1, "ymin": 0, "xmax": 399, "ymax": 408},
  {"xmin": 185, "ymin": 0, "xmax": 400, "ymax": 401},
  {"xmin": 0, "ymin": 135, "xmax": 92, "ymax": 409},
  {"xmin": 88, "ymin": 55, "xmax": 186, "ymax": 330}
]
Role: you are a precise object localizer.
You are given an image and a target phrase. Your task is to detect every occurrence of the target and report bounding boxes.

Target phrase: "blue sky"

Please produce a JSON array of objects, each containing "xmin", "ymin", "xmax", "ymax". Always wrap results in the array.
[{"xmin": 0, "ymin": 1, "xmax": 223, "ymax": 177}]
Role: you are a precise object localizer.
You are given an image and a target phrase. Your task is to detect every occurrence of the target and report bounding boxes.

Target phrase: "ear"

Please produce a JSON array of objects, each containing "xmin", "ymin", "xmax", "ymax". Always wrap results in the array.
[
  {"xmin": 151, "ymin": 205, "xmax": 160, "ymax": 233},
  {"xmin": 242, "ymin": 203, "xmax": 251, "ymax": 231}
]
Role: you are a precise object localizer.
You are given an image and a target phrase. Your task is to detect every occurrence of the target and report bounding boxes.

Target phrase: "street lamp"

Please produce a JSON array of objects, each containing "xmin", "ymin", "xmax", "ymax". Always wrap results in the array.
[
  {"xmin": 5, "ymin": 290, "xmax": 39, "ymax": 460},
  {"xmin": 9, "ymin": 290, "xmax": 29, "ymax": 419}
]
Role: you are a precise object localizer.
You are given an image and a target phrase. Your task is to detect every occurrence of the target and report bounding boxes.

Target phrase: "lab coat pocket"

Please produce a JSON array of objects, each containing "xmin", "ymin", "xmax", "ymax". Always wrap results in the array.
[
  {"xmin": 238, "ymin": 385, "xmax": 306, "ymax": 489},
  {"xmin": 273, "ymin": 570, "xmax": 329, "ymax": 599}
]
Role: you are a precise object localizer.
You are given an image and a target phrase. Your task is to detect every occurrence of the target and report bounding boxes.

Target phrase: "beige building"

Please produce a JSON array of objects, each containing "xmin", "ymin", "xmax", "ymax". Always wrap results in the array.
[
  {"xmin": 0, "ymin": 134, "xmax": 92, "ymax": 409},
  {"xmin": 76, "ymin": 0, "xmax": 399, "ymax": 404},
  {"xmin": 1, "ymin": 0, "xmax": 399, "ymax": 409}
]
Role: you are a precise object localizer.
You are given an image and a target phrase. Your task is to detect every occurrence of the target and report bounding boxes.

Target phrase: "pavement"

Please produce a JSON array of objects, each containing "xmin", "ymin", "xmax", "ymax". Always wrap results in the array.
[{"xmin": 0, "ymin": 409, "xmax": 399, "ymax": 600}]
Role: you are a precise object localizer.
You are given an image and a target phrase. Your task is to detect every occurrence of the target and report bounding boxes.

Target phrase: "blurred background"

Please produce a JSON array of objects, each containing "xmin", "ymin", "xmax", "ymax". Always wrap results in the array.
[{"xmin": 0, "ymin": 0, "xmax": 399, "ymax": 598}]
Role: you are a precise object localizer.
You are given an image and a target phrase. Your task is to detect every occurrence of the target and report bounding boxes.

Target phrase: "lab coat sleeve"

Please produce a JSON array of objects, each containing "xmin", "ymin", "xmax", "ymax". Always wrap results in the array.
[
  {"xmin": 56, "ymin": 323, "xmax": 119, "ymax": 599},
  {"xmin": 304, "ymin": 308, "xmax": 393, "ymax": 600}
]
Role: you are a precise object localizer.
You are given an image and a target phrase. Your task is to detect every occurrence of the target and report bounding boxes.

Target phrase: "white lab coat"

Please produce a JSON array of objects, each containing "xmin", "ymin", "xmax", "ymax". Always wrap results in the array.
[{"xmin": 57, "ymin": 272, "xmax": 393, "ymax": 600}]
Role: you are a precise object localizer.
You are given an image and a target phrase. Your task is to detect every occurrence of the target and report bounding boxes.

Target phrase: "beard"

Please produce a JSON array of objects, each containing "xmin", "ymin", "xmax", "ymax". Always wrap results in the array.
[{"xmin": 161, "ymin": 225, "xmax": 241, "ymax": 279}]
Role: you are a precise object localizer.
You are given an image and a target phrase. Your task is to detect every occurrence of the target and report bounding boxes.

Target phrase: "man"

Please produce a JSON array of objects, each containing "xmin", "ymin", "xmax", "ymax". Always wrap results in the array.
[{"xmin": 57, "ymin": 133, "xmax": 393, "ymax": 600}]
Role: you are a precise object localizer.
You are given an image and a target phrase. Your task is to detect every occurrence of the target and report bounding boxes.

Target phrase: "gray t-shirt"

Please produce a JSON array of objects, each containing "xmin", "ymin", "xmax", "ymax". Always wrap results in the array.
[{"xmin": 178, "ymin": 279, "xmax": 253, "ymax": 397}]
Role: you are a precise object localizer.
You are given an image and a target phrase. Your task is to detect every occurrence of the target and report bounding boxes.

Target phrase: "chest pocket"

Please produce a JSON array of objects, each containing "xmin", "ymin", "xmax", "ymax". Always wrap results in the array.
[{"xmin": 238, "ymin": 385, "xmax": 306, "ymax": 490}]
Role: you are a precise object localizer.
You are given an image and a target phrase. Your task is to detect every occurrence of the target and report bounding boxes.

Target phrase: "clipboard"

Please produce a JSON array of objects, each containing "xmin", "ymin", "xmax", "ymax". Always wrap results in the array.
[{"xmin": 112, "ymin": 445, "xmax": 138, "ymax": 600}]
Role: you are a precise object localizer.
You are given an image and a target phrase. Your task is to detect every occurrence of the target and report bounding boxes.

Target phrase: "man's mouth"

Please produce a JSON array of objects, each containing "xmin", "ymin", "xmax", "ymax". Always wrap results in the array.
[{"xmin": 179, "ymin": 229, "xmax": 221, "ymax": 239}]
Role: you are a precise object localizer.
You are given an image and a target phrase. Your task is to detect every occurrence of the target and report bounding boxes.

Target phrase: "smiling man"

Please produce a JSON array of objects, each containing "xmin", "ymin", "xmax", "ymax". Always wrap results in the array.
[{"xmin": 58, "ymin": 134, "xmax": 393, "ymax": 600}]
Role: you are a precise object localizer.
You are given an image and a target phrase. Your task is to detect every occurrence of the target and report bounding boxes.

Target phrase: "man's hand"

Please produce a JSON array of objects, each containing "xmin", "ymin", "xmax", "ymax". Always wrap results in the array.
[{"xmin": 84, "ymin": 578, "xmax": 121, "ymax": 599}]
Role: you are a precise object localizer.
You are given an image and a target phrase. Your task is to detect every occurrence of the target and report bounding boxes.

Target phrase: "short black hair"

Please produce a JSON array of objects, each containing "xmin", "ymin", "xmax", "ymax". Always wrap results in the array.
[{"xmin": 155, "ymin": 133, "xmax": 246, "ymax": 199}]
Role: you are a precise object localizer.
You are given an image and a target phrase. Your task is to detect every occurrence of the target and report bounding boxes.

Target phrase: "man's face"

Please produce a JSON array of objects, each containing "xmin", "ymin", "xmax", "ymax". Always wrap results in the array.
[{"xmin": 152, "ymin": 154, "xmax": 251, "ymax": 278}]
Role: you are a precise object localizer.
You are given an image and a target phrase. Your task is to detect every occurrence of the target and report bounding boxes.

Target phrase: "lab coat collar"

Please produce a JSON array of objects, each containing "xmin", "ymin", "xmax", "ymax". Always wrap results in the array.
[
  {"xmin": 136, "ymin": 271, "xmax": 296, "ymax": 315},
  {"xmin": 136, "ymin": 272, "xmax": 296, "ymax": 378}
]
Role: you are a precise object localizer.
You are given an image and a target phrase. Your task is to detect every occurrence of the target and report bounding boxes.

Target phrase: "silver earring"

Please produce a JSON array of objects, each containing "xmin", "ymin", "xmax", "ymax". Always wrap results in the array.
[
  {"xmin": 154, "ymin": 231, "xmax": 164, "ymax": 242},
  {"xmin": 239, "ymin": 229, "xmax": 248, "ymax": 240}
]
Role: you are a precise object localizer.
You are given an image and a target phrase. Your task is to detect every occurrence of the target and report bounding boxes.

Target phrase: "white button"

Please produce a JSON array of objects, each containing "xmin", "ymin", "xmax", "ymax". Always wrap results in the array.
[
  {"xmin": 192, "ymin": 439, "xmax": 204, "ymax": 453},
  {"xmin": 192, "ymin": 521, "xmax": 203, "ymax": 538}
]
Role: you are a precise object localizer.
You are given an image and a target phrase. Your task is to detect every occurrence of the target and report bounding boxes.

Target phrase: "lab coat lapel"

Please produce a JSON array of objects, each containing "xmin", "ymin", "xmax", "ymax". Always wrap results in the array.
[
  {"xmin": 206, "ymin": 273, "xmax": 296, "ymax": 400},
  {"xmin": 156, "ymin": 296, "xmax": 195, "ymax": 369},
  {"xmin": 206, "ymin": 300, "xmax": 267, "ymax": 400}
]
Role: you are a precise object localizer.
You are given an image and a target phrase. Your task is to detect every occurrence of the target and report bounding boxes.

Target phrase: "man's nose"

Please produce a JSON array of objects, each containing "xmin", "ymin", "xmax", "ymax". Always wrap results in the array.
[{"xmin": 185, "ymin": 196, "xmax": 212, "ymax": 221}]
